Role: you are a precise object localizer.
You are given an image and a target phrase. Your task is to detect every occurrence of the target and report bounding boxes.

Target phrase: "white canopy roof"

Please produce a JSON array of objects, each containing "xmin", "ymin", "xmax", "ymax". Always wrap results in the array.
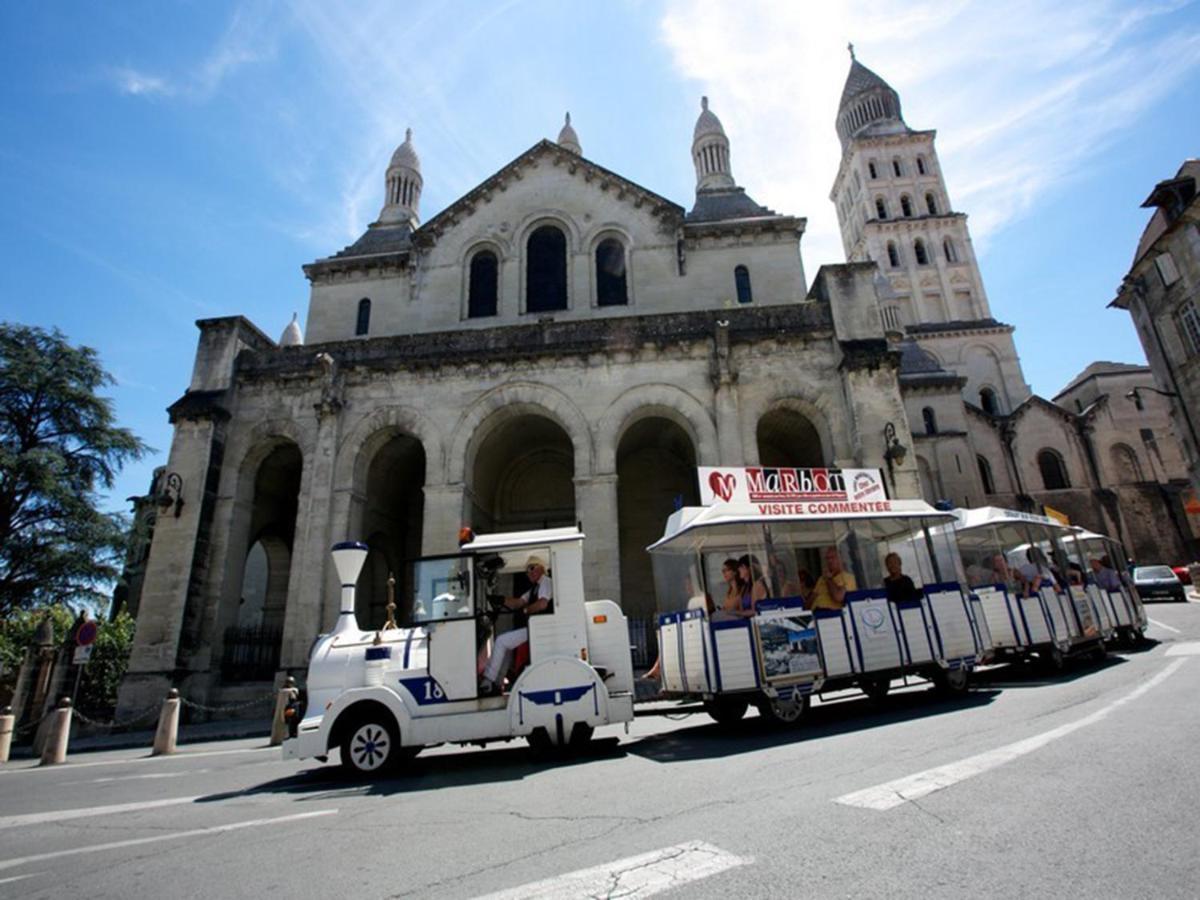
[{"xmin": 462, "ymin": 526, "xmax": 583, "ymax": 554}]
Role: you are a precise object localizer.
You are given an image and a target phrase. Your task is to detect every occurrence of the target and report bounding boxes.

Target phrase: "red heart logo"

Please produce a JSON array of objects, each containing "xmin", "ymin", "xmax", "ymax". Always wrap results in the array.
[{"xmin": 709, "ymin": 471, "xmax": 735, "ymax": 502}]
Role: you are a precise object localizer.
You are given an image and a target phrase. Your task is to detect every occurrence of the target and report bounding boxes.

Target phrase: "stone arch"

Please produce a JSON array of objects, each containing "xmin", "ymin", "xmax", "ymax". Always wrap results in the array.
[
  {"xmin": 742, "ymin": 390, "xmax": 842, "ymax": 466},
  {"xmin": 335, "ymin": 405, "xmax": 446, "ymax": 489},
  {"xmin": 513, "ymin": 209, "xmax": 583, "ymax": 250},
  {"xmin": 597, "ymin": 384, "xmax": 718, "ymax": 474},
  {"xmin": 449, "ymin": 381, "xmax": 594, "ymax": 485},
  {"xmin": 1109, "ymin": 442, "xmax": 1144, "ymax": 483}
]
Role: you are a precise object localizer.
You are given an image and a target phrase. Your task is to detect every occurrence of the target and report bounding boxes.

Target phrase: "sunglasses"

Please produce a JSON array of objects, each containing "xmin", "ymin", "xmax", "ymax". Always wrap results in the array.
[{"xmin": 526, "ymin": 564, "xmax": 540, "ymax": 572}]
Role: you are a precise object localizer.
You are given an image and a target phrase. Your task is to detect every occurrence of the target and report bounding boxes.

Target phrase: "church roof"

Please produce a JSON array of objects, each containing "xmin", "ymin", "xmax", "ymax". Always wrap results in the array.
[
  {"xmin": 838, "ymin": 59, "xmax": 896, "ymax": 113},
  {"xmin": 686, "ymin": 187, "xmax": 777, "ymax": 223},
  {"xmin": 1053, "ymin": 361, "xmax": 1150, "ymax": 399},
  {"xmin": 330, "ymin": 222, "xmax": 415, "ymax": 259},
  {"xmin": 906, "ymin": 317, "xmax": 1011, "ymax": 336},
  {"xmin": 896, "ymin": 337, "xmax": 964, "ymax": 389}
]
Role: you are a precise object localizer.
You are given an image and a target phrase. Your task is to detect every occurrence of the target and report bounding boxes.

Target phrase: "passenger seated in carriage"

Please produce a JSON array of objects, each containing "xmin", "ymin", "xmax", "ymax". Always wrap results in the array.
[
  {"xmin": 882, "ymin": 551, "xmax": 922, "ymax": 604},
  {"xmin": 808, "ymin": 546, "xmax": 857, "ymax": 610}
]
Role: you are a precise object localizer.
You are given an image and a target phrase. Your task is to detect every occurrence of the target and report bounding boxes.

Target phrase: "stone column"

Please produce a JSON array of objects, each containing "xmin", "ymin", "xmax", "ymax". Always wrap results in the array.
[
  {"xmin": 711, "ymin": 320, "xmax": 744, "ymax": 464},
  {"xmin": 280, "ymin": 398, "xmax": 342, "ymax": 672},
  {"xmin": 422, "ymin": 483, "xmax": 467, "ymax": 557},
  {"xmin": 839, "ymin": 343, "xmax": 922, "ymax": 499},
  {"xmin": 575, "ymin": 474, "xmax": 621, "ymax": 604}
]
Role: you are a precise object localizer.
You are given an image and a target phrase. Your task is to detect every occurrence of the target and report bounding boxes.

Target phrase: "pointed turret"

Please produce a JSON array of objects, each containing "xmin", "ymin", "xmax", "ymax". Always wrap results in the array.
[
  {"xmin": 835, "ymin": 50, "xmax": 906, "ymax": 151},
  {"xmin": 557, "ymin": 112, "xmax": 582, "ymax": 155},
  {"xmin": 692, "ymin": 96, "xmax": 735, "ymax": 191},
  {"xmin": 279, "ymin": 312, "xmax": 303, "ymax": 347},
  {"xmin": 378, "ymin": 128, "xmax": 423, "ymax": 226}
]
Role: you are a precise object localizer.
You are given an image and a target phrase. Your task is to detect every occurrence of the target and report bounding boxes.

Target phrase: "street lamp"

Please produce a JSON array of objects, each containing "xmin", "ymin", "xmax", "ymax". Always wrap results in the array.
[
  {"xmin": 1125, "ymin": 385, "xmax": 1178, "ymax": 411},
  {"xmin": 156, "ymin": 472, "xmax": 185, "ymax": 518},
  {"xmin": 883, "ymin": 421, "xmax": 908, "ymax": 490}
]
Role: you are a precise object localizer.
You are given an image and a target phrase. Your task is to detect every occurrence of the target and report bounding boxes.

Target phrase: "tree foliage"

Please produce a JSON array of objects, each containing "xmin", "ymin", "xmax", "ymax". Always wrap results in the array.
[{"xmin": 0, "ymin": 323, "xmax": 147, "ymax": 616}]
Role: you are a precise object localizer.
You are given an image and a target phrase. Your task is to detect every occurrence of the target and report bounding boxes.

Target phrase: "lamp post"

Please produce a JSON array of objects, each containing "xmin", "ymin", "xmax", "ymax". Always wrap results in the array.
[
  {"xmin": 1124, "ymin": 385, "xmax": 1178, "ymax": 411},
  {"xmin": 883, "ymin": 421, "xmax": 908, "ymax": 492}
]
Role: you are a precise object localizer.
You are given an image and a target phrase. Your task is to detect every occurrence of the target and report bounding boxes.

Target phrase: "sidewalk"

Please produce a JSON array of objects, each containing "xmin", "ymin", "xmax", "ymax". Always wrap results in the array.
[{"xmin": 5, "ymin": 717, "xmax": 272, "ymax": 760}]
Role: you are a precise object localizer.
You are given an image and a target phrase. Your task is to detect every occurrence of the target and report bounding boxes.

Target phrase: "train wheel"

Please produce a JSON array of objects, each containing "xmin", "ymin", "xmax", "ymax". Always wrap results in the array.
[
  {"xmin": 1040, "ymin": 646, "xmax": 1066, "ymax": 673},
  {"xmin": 703, "ymin": 696, "xmax": 749, "ymax": 726},
  {"xmin": 932, "ymin": 667, "xmax": 969, "ymax": 696},
  {"xmin": 757, "ymin": 694, "xmax": 809, "ymax": 726},
  {"xmin": 341, "ymin": 714, "xmax": 402, "ymax": 777},
  {"xmin": 861, "ymin": 676, "xmax": 891, "ymax": 705}
]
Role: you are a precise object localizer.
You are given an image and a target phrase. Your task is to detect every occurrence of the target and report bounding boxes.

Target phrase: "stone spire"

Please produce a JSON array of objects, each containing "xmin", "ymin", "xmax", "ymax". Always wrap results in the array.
[
  {"xmin": 692, "ymin": 96, "xmax": 735, "ymax": 191},
  {"xmin": 279, "ymin": 312, "xmax": 303, "ymax": 347},
  {"xmin": 835, "ymin": 55, "xmax": 905, "ymax": 150},
  {"xmin": 557, "ymin": 112, "xmax": 582, "ymax": 155},
  {"xmin": 378, "ymin": 127, "xmax": 423, "ymax": 226}
]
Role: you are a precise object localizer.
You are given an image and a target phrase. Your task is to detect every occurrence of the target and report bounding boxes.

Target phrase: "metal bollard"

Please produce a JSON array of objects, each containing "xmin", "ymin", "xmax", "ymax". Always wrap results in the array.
[
  {"xmin": 0, "ymin": 706, "xmax": 13, "ymax": 764},
  {"xmin": 270, "ymin": 677, "xmax": 298, "ymax": 746},
  {"xmin": 152, "ymin": 689, "xmax": 181, "ymax": 756},
  {"xmin": 40, "ymin": 697, "xmax": 72, "ymax": 766}
]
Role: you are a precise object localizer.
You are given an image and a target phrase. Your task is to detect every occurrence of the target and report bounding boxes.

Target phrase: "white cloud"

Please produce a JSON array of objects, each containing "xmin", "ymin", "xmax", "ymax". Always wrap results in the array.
[
  {"xmin": 110, "ymin": 66, "xmax": 174, "ymax": 97},
  {"xmin": 658, "ymin": 0, "xmax": 1200, "ymax": 268}
]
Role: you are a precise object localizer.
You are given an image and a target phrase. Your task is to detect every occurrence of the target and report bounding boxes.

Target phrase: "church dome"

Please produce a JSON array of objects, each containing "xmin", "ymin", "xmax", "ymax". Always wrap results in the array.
[
  {"xmin": 557, "ymin": 112, "xmax": 582, "ymax": 155},
  {"xmin": 389, "ymin": 128, "xmax": 420, "ymax": 173},
  {"xmin": 280, "ymin": 313, "xmax": 303, "ymax": 347},
  {"xmin": 693, "ymin": 96, "xmax": 727, "ymax": 141}
]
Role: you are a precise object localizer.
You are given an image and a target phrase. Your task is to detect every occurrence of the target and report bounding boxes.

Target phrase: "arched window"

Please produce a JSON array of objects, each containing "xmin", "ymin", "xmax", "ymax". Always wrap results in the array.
[
  {"xmin": 467, "ymin": 250, "xmax": 498, "ymax": 318},
  {"xmin": 979, "ymin": 386, "xmax": 998, "ymax": 415},
  {"xmin": 595, "ymin": 238, "xmax": 628, "ymax": 307},
  {"xmin": 526, "ymin": 225, "xmax": 568, "ymax": 313},
  {"xmin": 925, "ymin": 193, "xmax": 938, "ymax": 215},
  {"xmin": 734, "ymin": 265, "xmax": 753, "ymax": 304},
  {"xmin": 355, "ymin": 298, "xmax": 371, "ymax": 336},
  {"xmin": 893, "ymin": 158, "xmax": 903, "ymax": 177},
  {"xmin": 922, "ymin": 407, "xmax": 938, "ymax": 434},
  {"xmin": 900, "ymin": 195, "xmax": 913, "ymax": 217},
  {"xmin": 917, "ymin": 155, "xmax": 927, "ymax": 175},
  {"xmin": 887, "ymin": 241, "xmax": 900, "ymax": 268},
  {"xmin": 868, "ymin": 160, "xmax": 878, "ymax": 179},
  {"xmin": 1037, "ymin": 449, "xmax": 1070, "ymax": 490},
  {"xmin": 977, "ymin": 455, "xmax": 995, "ymax": 494},
  {"xmin": 914, "ymin": 239, "xmax": 929, "ymax": 265},
  {"xmin": 875, "ymin": 197, "xmax": 888, "ymax": 219},
  {"xmin": 943, "ymin": 237, "xmax": 957, "ymax": 263},
  {"xmin": 1110, "ymin": 444, "xmax": 1144, "ymax": 483}
]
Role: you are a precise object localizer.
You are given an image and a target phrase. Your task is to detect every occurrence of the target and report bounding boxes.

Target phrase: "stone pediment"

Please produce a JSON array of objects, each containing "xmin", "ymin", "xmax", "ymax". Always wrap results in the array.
[{"xmin": 415, "ymin": 140, "xmax": 686, "ymax": 247}]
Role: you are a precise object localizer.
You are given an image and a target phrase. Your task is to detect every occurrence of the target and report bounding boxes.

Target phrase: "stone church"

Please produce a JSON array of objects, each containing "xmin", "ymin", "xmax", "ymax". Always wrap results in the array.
[{"xmin": 117, "ymin": 56, "xmax": 1196, "ymax": 714}]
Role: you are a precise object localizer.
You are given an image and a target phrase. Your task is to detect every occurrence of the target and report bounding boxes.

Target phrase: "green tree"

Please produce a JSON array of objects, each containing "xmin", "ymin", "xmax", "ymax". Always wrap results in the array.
[{"xmin": 0, "ymin": 323, "xmax": 147, "ymax": 617}]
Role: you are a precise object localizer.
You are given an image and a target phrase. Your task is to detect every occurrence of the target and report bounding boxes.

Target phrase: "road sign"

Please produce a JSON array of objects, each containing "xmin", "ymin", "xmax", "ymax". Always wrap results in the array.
[
  {"xmin": 73, "ymin": 644, "xmax": 94, "ymax": 665},
  {"xmin": 76, "ymin": 620, "xmax": 99, "ymax": 647}
]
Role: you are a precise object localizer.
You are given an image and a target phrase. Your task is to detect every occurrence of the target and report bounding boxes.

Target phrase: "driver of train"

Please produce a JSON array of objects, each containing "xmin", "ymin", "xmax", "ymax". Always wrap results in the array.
[{"xmin": 479, "ymin": 554, "xmax": 552, "ymax": 695}]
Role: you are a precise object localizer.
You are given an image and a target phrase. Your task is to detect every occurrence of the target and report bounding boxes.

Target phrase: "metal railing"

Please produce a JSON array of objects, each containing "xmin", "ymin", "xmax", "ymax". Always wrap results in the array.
[{"xmin": 220, "ymin": 624, "xmax": 282, "ymax": 682}]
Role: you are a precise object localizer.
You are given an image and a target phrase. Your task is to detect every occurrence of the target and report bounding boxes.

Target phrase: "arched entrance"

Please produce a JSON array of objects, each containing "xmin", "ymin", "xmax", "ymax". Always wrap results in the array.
[
  {"xmin": 226, "ymin": 442, "xmax": 301, "ymax": 682},
  {"xmin": 756, "ymin": 407, "xmax": 826, "ymax": 467},
  {"xmin": 617, "ymin": 417, "xmax": 698, "ymax": 619},
  {"xmin": 468, "ymin": 413, "xmax": 575, "ymax": 533},
  {"xmin": 357, "ymin": 434, "xmax": 426, "ymax": 628}
]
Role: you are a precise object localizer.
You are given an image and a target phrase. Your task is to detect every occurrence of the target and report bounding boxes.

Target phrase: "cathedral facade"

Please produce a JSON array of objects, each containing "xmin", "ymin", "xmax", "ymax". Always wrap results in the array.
[{"xmin": 117, "ymin": 59, "xmax": 1195, "ymax": 715}]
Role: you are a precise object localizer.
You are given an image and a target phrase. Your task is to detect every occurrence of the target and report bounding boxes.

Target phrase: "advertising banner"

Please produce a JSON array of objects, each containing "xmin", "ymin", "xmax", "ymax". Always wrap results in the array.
[
  {"xmin": 754, "ymin": 607, "xmax": 822, "ymax": 683},
  {"xmin": 697, "ymin": 466, "xmax": 889, "ymax": 514}
]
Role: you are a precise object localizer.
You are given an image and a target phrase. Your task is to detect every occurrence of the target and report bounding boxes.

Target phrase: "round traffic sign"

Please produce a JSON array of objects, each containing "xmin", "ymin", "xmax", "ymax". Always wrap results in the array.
[{"xmin": 76, "ymin": 620, "xmax": 99, "ymax": 647}]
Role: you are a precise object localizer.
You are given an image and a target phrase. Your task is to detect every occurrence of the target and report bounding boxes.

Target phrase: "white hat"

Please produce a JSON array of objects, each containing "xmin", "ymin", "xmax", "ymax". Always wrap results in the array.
[{"xmin": 525, "ymin": 554, "xmax": 547, "ymax": 570}]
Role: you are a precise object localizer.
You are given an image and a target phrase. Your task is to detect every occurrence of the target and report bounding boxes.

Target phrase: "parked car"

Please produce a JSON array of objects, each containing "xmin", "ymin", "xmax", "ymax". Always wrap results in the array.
[
  {"xmin": 1133, "ymin": 566, "xmax": 1187, "ymax": 602},
  {"xmin": 1171, "ymin": 565, "xmax": 1192, "ymax": 586}
]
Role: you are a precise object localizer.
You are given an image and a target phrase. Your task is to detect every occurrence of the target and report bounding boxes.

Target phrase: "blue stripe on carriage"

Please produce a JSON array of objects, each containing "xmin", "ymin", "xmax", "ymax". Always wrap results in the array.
[
  {"xmin": 755, "ymin": 595, "xmax": 808, "ymax": 612},
  {"xmin": 885, "ymin": 600, "xmax": 908, "ymax": 668},
  {"xmin": 707, "ymin": 620, "xmax": 724, "ymax": 691},
  {"xmin": 747, "ymin": 622, "xmax": 762, "ymax": 689},
  {"xmin": 923, "ymin": 581, "xmax": 965, "ymax": 594},
  {"xmin": 711, "ymin": 618, "xmax": 752, "ymax": 631},
  {"xmin": 699, "ymin": 619, "xmax": 713, "ymax": 693}
]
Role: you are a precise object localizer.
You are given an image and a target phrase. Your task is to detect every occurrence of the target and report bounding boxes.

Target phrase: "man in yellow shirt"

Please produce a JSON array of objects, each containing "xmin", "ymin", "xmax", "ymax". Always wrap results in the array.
[{"xmin": 809, "ymin": 545, "xmax": 857, "ymax": 610}]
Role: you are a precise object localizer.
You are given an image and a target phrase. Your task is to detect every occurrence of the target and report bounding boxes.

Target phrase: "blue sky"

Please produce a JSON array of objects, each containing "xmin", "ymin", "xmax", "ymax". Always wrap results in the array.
[{"xmin": 1, "ymin": 0, "xmax": 1198, "ymax": 514}]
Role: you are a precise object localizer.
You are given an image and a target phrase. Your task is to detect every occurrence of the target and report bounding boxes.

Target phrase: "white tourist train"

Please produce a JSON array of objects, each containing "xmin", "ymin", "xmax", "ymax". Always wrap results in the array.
[
  {"xmin": 647, "ymin": 466, "xmax": 986, "ymax": 725},
  {"xmin": 949, "ymin": 507, "xmax": 1145, "ymax": 668},
  {"xmin": 281, "ymin": 527, "xmax": 634, "ymax": 775}
]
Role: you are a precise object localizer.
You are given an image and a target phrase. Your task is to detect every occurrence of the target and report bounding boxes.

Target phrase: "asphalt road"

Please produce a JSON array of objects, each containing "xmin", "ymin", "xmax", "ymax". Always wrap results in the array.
[{"xmin": 3, "ymin": 601, "xmax": 1199, "ymax": 899}]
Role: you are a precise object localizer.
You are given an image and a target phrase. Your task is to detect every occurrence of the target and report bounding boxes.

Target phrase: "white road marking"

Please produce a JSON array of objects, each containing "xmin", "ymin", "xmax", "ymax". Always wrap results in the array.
[
  {"xmin": 836, "ymin": 659, "xmax": 1187, "ymax": 811},
  {"xmin": 0, "ymin": 872, "xmax": 43, "ymax": 885},
  {"xmin": 1148, "ymin": 618, "xmax": 1182, "ymax": 634},
  {"xmin": 0, "ymin": 796, "xmax": 199, "ymax": 830},
  {"xmin": 0, "ymin": 810, "xmax": 337, "ymax": 872},
  {"xmin": 60, "ymin": 770, "xmax": 210, "ymax": 786},
  {"xmin": 0, "ymin": 745, "xmax": 272, "ymax": 776},
  {"xmin": 473, "ymin": 841, "xmax": 751, "ymax": 899},
  {"xmin": 1166, "ymin": 642, "xmax": 1200, "ymax": 656}
]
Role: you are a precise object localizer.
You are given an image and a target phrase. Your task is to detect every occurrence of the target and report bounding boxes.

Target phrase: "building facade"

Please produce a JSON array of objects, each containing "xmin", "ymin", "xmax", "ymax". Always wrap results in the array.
[{"xmin": 117, "ymin": 62, "xmax": 1196, "ymax": 716}]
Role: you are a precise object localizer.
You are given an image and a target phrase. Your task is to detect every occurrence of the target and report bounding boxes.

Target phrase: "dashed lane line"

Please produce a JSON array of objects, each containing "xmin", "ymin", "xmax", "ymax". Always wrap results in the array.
[
  {"xmin": 1148, "ymin": 618, "xmax": 1182, "ymax": 634},
  {"xmin": 0, "ymin": 796, "xmax": 200, "ymax": 830},
  {"xmin": 0, "ymin": 810, "xmax": 338, "ymax": 872},
  {"xmin": 835, "ymin": 658, "xmax": 1187, "ymax": 811},
  {"xmin": 472, "ymin": 841, "xmax": 751, "ymax": 899}
]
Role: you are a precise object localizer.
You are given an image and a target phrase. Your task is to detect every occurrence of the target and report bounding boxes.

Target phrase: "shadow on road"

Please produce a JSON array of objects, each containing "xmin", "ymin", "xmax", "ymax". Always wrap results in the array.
[
  {"xmin": 625, "ymin": 686, "xmax": 1000, "ymax": 764},
  {"xmin": 194, "ymin": 735, "xmax": 626, "ymax": 802},
  {"xmin": 972, "ymin": 648, "xmax": 1136, "ymax": 689}
]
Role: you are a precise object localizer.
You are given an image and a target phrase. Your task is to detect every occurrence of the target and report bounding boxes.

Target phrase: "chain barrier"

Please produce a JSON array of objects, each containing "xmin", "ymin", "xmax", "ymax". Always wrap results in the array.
[
  {"xmin": 178, "ymin": 692, "xmax": 275, "ymax": 715},
  {"xmin": 70, "ymin": 701, "xmax": 161, "ymax": 730}
]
